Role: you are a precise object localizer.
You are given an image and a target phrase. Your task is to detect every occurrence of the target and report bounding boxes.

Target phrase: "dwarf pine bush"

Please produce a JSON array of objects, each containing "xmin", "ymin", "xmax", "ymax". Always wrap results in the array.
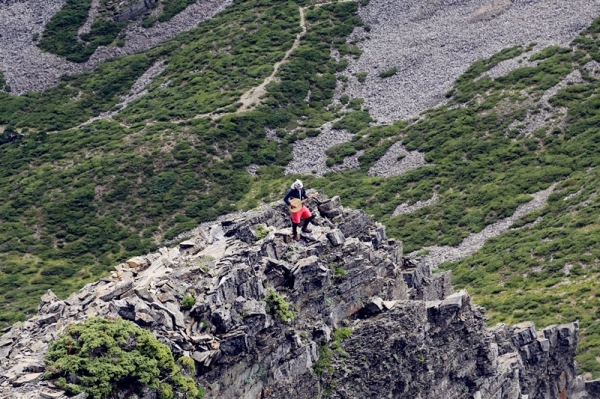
[
  {"xmin": 255, "ymin": 224, "xmax": 270, "ymax": 241},
  {"xmin": 264, "ymin": 290, "xmax": 294, "ymax": 322},
  {"xmin": 181, "ymin": 294, "xmax": 196, "ymax": 310},
  {"xmin": 44, "ymin": 317, "xmax": 198, "ymax": 399}
]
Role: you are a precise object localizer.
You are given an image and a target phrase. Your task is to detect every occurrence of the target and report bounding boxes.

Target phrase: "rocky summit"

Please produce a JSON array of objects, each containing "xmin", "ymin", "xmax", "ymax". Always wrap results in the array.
[{"xmin": 0, "ymin": 193, "xmax": 596, "ymax": 398}]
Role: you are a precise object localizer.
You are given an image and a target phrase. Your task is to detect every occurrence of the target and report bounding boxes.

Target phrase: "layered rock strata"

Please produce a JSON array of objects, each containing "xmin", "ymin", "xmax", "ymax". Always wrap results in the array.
[{"xmin": 0, "ymin": 193, "xmax": 593, "ymax": 398}]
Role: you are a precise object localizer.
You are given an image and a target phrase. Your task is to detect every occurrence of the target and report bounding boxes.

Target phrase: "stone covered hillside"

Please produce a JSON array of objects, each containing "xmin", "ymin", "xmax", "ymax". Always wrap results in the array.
[{"xmin": 0, "ymin": 193, "xmax": 594, "ymax": 398}]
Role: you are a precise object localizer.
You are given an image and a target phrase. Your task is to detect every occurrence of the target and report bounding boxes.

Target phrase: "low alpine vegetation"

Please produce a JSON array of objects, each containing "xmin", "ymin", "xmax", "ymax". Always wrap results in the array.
[
  {"xmin": 378, "ymin": 66, "xmax": 397, "ymax": 78},
  {"xmin": 44, "ymin": 317, "xmax": 199, "ymax": 398},
  {"xmin": 264, "ymin": 290, "xmax": 294, "ymax": 322},
  {"xmin": 181, "ymin": 294, "xmax": 196, "ymax": 310}
]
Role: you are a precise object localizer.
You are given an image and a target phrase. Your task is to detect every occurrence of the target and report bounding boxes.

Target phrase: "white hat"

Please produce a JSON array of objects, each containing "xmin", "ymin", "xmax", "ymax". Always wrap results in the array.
[{"xmin": 291, "ymin": 180, "xmax": 303, "ymax": 189}]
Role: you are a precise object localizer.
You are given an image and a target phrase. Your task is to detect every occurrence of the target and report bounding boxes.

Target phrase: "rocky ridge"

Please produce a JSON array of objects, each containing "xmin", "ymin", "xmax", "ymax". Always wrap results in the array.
[{"xmin": 0, "ymin": 193, "xmax": 598, "ymax": 398}]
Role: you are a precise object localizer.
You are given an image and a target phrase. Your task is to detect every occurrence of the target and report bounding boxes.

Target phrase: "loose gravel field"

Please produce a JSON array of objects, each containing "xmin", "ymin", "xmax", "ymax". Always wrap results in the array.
[{"xmin": 341, "ymin": 0, "xmax": 600, "ymax": 123}]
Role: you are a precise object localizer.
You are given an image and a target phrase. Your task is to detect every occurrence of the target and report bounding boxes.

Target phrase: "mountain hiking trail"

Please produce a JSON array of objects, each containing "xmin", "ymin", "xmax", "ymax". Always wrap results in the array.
[
  {"xmin": 187, "ymin": 5, "xmax": 307, "ymax": 121},
  {"xmin": 232, "ymin": 6, "xmax": 307, "ymax": 114},
  {"xmin": 193, "ymin": 1, "xmax": 354, "ymax": 120},
  {"xmin": 70, "ymin": 0, "xmax": 354, "ymax": 131}
]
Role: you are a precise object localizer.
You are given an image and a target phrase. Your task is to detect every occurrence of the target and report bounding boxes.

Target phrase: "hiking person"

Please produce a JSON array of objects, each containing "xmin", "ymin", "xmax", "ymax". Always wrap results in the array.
[{"xmin": 283, "ymin": 180, "xmax": 315, "ymax": 241}]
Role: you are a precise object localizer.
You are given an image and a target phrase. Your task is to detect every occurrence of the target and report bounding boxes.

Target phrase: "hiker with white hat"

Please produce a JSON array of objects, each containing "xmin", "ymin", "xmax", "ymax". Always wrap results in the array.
[{"xmin": 283, "ymin": 180, "xmax": 315, "ymax": 241}]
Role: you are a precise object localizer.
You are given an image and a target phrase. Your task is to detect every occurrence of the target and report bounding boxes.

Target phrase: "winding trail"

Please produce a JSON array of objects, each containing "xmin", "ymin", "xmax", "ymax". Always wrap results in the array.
[
  {"xmin": 231, "ymin": 0, "xmax": 355, "ymax": 115},
  {"xmin": 189, "ymin": 5, "xmax": 307, "ymax": 120},
  {"xmin": 74, "ymin": 0, "xmax": 352, "ymax": 128},
  {"xmin": 408, "ymin": 183, "xmax": 556, "ymax": 270},
  {"xmin": 234, "ymin": 7, "xmax": 306, "ymax": 113}
]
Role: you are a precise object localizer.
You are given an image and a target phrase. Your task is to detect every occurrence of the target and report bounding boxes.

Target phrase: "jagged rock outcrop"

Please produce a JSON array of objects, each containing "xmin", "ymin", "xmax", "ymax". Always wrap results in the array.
[{"xmin": 0, "ymin": 193, "xmax": 594, "ymax": 398}]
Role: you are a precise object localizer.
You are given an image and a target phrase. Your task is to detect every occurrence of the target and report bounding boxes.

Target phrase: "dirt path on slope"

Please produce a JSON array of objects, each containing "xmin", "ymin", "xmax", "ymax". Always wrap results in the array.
[
  {"xmin": 234, "ymin": 7, "xmax": 307, "ymax": 113},
  {"xmin": 70, "ymin": 0, "xmax": 352, "ymax": 129},
  {"xmin": 231, "ymin": 0, "xmax": 355, "ymax": 115}
]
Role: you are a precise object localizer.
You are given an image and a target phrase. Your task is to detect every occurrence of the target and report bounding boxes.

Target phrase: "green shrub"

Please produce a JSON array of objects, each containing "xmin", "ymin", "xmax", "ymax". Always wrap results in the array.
[
  {"xmin": 326, "ymin": 142, "xmax": 357, "ymax": 165},
  {"xmin": 264, "ymin": 290, "xmax": 294, "ymax": 322},
  {"xmin": 313, "ymin": 327, "xmax": 352, "ymax": 376},
  {"xmin": 255, "ymin": 224, "xmax": 270, "ymax": 241},
  {"xmin": 142, "ymin": 16, "xmax": 157, "ymax": 28},
  {"xmin": 181, "ymin": 294, "xmax": 196, "ymax": 310},
  {"xmin": 332, "ymin": 111, "xmax": 372, "ymax": 133},
  {"xmin": 339, "ymin": 44, "xmax": 362, "ymax": 58},
  {"xmin": 348, "ymin": 98, "xmax": 364, "ymax": 111},
  {"xmin": 378, "ymin": 66, "xmax": 397, "ymax": 78},
  {"xmin": 355, "ymin": 72, "xmax": 368, "ymax": 83},
  {"xmin": 314, "ymin": 343, "xmax": 332, "ymax": 375},
  {"xmin": 44, "ymin": 318, "xmax": 198, "ymax": 399},
  {"xmin": 336, "ymin": 59, "xmax": 349, "ymax": 72},
  {"xmin": 333, "ymin": 327, "xmax": 352, "ymax": 341},
  {"xmin": 178, "ymin": 356, "xmax": 196, "ymax": 375}
]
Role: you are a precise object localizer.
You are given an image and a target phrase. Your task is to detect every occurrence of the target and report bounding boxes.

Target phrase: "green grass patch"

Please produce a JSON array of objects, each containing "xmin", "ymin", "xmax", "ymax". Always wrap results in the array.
[
  {"xmin": 355, "ymin": 71, "xmax": 367, "ymax": 83},
  {"xmin": 264, "ymin": 290, "xmax": 294, "ymax": 322},
  {"xmin": 378, "ymin": 66, "xmax": 397, "ymax": 78},
  {"xmin": 313, "ymin": 327, "xmax": 352, "ymax": 376}
]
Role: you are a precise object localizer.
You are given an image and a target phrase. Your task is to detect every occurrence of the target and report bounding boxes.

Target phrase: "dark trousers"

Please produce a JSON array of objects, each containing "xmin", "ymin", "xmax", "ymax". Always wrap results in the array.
[{"xmin": 292, "ymin": 216, "xmax": 314, "ymax": 235}]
